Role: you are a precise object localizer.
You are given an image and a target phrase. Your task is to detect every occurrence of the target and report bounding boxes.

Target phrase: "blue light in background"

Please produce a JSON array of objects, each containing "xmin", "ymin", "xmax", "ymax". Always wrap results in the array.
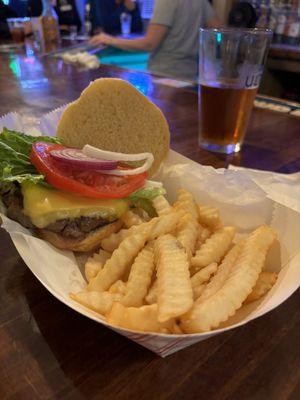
[
  {"xmin": 20, "ymin": 78, "xmax": 49, "ymax": 90},
  {"xmin": 26, "ymin": 47, "xmax": 34, "ymax": 57},
  {"xmin": 97, "ymin": 47, "xmax": 149, "ymax": 71},
  {"xmin": 9, "ymin": 55, "xmax": 49, "ymax": 90},
  {"xmin": 216, "ymin": 32, "xmax": 222, "ymax": 43},
  {"xmin": 119, "ymin": 71, "xmax": 154, "ymax": 97}
]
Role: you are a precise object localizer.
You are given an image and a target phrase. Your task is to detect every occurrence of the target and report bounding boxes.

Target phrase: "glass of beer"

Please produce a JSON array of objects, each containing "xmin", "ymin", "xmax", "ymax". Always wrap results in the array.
[
  {"xmin": 198, "ymin": 28, "xmax": 272, "ymax": 154},
  {"xmin": 7, "ymin": 18, "xmax": 27, "ymax": 44}
]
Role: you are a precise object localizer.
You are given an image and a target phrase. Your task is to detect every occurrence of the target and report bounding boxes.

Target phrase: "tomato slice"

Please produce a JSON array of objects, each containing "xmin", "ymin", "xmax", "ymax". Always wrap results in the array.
[{"xmin": 30, "ymin": 142, "xmax": 147, "ymax": 199}]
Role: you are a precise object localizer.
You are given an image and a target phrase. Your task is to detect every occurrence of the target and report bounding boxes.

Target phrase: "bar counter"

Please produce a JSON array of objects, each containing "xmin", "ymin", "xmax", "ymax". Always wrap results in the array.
[
  {"xmin": 269, "ymin": 43, "xmax": 300, "ymax": 62},
  {"xmin": 267, "ymin": 43, "xmax": 300, "ymax": 75},
  {"xmin": 0, "ymin": 45, "xmax": 299, "ymax": 400}
]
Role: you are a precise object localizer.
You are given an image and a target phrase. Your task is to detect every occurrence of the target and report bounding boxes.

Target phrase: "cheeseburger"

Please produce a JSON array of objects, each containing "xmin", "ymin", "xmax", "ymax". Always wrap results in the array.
[{"xmin": 0, "ymin": 79, "xmax": 170, "ymax": 251}]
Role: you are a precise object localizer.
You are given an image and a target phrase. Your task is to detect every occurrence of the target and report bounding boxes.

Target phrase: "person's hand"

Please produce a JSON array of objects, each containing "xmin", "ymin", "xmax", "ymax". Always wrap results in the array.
[{"xmin": 89, "ymin": 33, "xmax": 115, "ymax": 47}]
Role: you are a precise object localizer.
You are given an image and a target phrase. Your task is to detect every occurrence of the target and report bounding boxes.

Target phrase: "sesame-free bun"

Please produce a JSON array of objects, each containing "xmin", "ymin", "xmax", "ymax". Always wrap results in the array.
[{"xmin": 57, "ymin": 78, "xmax": 170, "ymax": 176}]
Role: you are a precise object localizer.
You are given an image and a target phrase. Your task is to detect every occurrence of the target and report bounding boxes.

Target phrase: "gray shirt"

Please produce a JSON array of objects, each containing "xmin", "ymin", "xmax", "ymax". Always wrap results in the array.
[{"xmin": 148, "ymin": 0, "xmax": 215, "ymax": 81}]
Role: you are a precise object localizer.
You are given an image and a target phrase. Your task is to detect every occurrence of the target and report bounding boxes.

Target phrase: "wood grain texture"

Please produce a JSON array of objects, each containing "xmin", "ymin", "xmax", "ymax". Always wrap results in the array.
[{"xmin": 0, "ymin": 46, "xmax": 299, "ymax": 400}]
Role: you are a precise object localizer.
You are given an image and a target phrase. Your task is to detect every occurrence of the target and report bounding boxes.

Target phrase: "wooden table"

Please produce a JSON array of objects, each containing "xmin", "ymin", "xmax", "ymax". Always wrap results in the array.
[
  {"xmin": 269, "ymin": 44, "xmax": 300, "ymax": 62},
  {"xmin": 267, "ymin": 44, "xmax": 300, "ymax": 74},
  {"xmin": 0, "ymin": 48, "xmax": 299, "ymax": 400}
]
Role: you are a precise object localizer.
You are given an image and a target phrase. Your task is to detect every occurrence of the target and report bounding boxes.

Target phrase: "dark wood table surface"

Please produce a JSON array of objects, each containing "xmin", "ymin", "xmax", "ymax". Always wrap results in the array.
[
  {"xmin": 0, "ymin": 46, "xmax": 300, "ymax": 400},
  {"xmin": 269, "ymin": 44, "xmax": 300, "ymax": 62}
]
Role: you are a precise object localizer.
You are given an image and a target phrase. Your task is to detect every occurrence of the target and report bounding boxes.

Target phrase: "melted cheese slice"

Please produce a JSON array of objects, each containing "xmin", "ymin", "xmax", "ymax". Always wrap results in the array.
[{"xmin": 21, "ymin": 182, "xmax": 129, "ymax": 229}]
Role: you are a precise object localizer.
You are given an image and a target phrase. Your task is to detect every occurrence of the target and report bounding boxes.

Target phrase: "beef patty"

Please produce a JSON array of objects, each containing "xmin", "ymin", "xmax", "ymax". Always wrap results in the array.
[{"xmin": 1, "ymin": 184, "xmax": 111, "ymax": 239}]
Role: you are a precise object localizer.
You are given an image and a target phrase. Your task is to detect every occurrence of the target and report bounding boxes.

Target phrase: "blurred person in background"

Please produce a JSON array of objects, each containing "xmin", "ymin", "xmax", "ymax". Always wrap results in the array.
[
  {"xmin": 89, "ymin": 0, "xmax": 143, "ymax": 35},
  {"xmin": 0, "ymin": 0, "xmax": 17, "ymax": 39},
  {"xmin": 90, "ymin": 0, "xmax": 220, "ymax": 81},
  {"xmin": 27, "ymin": 0, "xmax": 82, "ymax": 32},
  {"xmin": 27, "ymin": 0, "xmax": 43, "ymax": 16},
  {"xmin": 0, "ymin": 0, "xmax": 32, "ymax": 39}
]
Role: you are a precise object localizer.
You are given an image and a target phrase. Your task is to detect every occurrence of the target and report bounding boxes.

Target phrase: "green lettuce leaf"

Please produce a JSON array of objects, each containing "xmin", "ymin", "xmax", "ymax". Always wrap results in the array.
[
  {"xmin": 0, "ymin": 128, "xmax": 62, "ymax": 184},
  {"xmin": 129, "ymin": 186, "xmax": 166, "ymax": 202},
  {"xmin": 129, "ymin": 186, "xmax": 166, "ymax": 217}
]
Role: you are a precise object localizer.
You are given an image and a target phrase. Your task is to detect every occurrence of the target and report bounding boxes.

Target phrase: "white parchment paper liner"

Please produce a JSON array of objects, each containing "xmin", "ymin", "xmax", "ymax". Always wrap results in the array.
[
  {"xmin": 0, "ymin": 110, "xmax": 299, "ymax": 357},
  {"xmin": 229, "ymin": 165, "xmax": 300, "ymax": 215}
]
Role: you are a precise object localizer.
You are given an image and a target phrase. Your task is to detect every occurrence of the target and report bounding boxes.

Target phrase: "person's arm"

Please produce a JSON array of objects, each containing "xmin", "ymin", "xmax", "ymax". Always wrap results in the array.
[
  {"xmin": 90, "ymin": 0, "xmax": 175, "ymax": 51},
  {"xmin": 202, "ymin": 0, "xmax": 222, "ymax": 28},
  {"xmin": 89, "ymin": 23, "xmax": 168, "ymax": 52}
]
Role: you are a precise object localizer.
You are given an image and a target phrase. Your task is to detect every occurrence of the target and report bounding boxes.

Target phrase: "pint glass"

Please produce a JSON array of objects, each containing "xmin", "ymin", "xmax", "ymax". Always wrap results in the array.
[
  {"xmin": 198, "ymin": 28, "xmax": 272, "ymax": 154},
  {"xmin": 7, "ymin": 18, "xmax": 27, "ymax": 43}
]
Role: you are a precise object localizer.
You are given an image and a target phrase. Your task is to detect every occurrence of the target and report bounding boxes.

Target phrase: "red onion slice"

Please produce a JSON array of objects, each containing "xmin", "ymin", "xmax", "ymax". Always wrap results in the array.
[
  {"xmin": 83, "ymin": 145, "xmax": 154, "ymax": 176},
  {"xmin": 50, "ymin": 148, "xmax": 118, "ymax": 170}
]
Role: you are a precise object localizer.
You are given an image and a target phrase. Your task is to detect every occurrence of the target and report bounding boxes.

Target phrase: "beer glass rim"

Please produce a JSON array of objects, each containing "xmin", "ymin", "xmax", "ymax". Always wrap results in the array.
[
  {"xmin": 7, "ymin": 17, "xmax": 30, "ymax": 23},
  {"xmin": 199, "ymin": 27, "xmax": 273, "ymax": 37}
]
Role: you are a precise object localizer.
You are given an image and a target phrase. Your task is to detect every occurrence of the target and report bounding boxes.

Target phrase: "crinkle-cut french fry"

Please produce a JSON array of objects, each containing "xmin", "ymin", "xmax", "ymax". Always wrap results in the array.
[
  {"xmin": 107, "ymin": 302, "xmax": 174, "ymax": 333},
  {"xmin": 193, "ymin": 284, "xmax": 206, "ymax": 300},
  {"xmin": 155, "ymin": 234, "xmax": 193, "ymax": 322},
  {"xmin": 85, "ymin": 250, "xmax": 111, "ymax": 282},
  {"xmin": 88, "ymin": 213, "xmax": 181, "ymax": 292},
  {"xmin": 145, "ymin": 279, "xmax": 158, "ymax": 304},
  {"xmin": 199, "ymin": 241, "xmax": 244, "ymax": 302},
  {"xmin": 108, "ymin": 280, "xmax": 126, "ymax": 295},
  {"xmin": 195, "ymin": 226, "xmax": 211, "ymax": 252},
  {"xmin": 191, "ymin": 226, "xmax": 235, "ymax": 270},
  {"xmin": 101, "ymin": 211, "xmax": 181, "ymax": 253},
  {"xmin": 70, "ymin": 291, "xmax": 122, "ymax": 316},
  {"xmin": 101, "ymin": 227, "xmax": 133, "ymax": 252},
  {"xmin": 88, "ymin": 230, "xmax": 149, "ymax": 292},
  {"xmin": 122, "ymin": 244, "xmax": 155, "ymax": 307},
  {"xmin": 171, "ymin": 323, "xmax": 184, "ymax": 334},
  {"xmin": 191, "ymin": 263, "xmax": 218, "ymax": 287},
  {"xmin": 181, "ymin": 225, "xmax": 276, "ymax": 333},
  {"xmin": 121, "ymin": 210, "xmax": 144, "ymax": 228},
  {"xmin": 176, "ymin": 212, "xmax": 199, "ymax": 259},
  {"xmin": 198, "ymin": 204, "xmax": 222, "ymax": 230},
  {"xmin": 174, "ymin": 189, "xmax": 198, "ymax": 220},
  {"xmin": 152, "ymin": 195, "xmax": 172, "ymax": 216},
  {"xmin": 244, "ymin": 271, "xmax": 278, "ymax": 304},
  {"xmin": 149, "ymin": 211, "xmax": 183, "ymax": 241}
]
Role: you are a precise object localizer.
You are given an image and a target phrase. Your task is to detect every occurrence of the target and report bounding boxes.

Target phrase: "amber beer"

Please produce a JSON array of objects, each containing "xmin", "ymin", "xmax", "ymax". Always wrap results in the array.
[
  {"xmin": 198, "ymin": 28, "xmax": 272, "ymax": 153},
  {"xmin": 199, "ymin": 84, "xmax": 257, "ymax": 149},
  {"xmin": 10, "ymin": 27, "xmax": 25, "ymax": 43},
  {"xmin": 7, "ymin": 18, "xmax": 26, "ymax": 44}
]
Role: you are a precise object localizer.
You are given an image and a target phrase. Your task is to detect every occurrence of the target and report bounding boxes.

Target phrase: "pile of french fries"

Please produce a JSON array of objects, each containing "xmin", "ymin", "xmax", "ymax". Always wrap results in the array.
[{"xmin": 70, "ymin": 189, "xmax": 278, "ymax": 334}]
